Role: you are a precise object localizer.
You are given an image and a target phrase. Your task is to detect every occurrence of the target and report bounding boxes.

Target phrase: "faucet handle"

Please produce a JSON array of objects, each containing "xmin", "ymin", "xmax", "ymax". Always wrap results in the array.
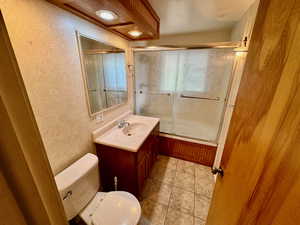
[{"xmin": 117, "ymin": 119, "xmax": 125, "ymax": 128}]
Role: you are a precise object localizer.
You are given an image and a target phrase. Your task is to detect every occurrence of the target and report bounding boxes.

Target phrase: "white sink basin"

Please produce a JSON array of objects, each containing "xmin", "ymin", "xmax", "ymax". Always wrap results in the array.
[
  {"xmin": 122, "ymin": 122, "xmax": 147, "ymax": 136},
  {"xmin": 93, "ymin": 115, "xmax": 159, "ymax": 152}
]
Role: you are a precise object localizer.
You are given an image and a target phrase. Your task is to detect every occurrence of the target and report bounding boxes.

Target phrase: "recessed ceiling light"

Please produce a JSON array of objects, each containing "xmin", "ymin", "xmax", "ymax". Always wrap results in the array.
[
  {"xmin": 128, "ymin": 30, "xmax": 142, "ymax": 37},
  {"xmin": 96, "ymin": 10, "xmax": 118, "ymax": 21},
  {"xmin": 147, "ymin": 46, "xmax": 159, "ymax": 49}
]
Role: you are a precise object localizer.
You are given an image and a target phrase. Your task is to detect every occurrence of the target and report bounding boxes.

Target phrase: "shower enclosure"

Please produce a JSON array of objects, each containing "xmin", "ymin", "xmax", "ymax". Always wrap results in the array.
[{"xmin": 134, "ymin": 48, "xmax": 235, "ymax": 143}]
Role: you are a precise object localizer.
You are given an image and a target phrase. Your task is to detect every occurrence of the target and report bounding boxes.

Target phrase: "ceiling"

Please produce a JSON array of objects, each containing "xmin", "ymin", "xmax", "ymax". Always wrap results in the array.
[{"xmin": 149, "ymin": 0, "xmax": 256, "ymax": 35}]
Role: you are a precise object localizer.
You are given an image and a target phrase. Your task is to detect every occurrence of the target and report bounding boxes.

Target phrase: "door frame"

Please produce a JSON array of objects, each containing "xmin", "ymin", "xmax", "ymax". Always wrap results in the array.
[
  {"xmin": 207, "ymin": 0, "xmax": 300, "ymax": 224},
  {"xmin": 0, "ymin": 11, "xmax": 68, "ymax": 225}
]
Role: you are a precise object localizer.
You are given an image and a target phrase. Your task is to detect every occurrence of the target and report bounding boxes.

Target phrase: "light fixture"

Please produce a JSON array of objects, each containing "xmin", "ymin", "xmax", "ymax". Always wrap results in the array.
[
  {"xmin": 147, "ymin": 46, "xmax": 159, "ymax": 49},
  {"xmin": 96, "ymin": 10, "xmax": 118, "ymax": 21},
  {"xmin": 128, "ymin": 30, "xmax": 142, "ymax": 38},
  {"xmin": 233, "ymin": 47, "xmax": 248, "ymax": 52}
]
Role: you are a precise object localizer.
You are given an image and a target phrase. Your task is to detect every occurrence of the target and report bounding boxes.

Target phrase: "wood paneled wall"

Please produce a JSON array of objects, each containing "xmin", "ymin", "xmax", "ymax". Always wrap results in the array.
[
  {"xmin": 207, "ymin": 0, "xmax": 300, "ymax": 224},
  {"xmin": 158, "ymin": 136, "xmax": 217, "ymax": 166},
  {"xmin": 47, "ymin": 0, "xmax": 159, "ymax": 40}
]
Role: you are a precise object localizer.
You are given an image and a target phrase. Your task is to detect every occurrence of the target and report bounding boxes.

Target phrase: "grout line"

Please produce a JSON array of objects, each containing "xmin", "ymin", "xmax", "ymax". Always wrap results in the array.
[
  {"xmin": 161, "ymin": 155, "xmax": 214, "ymax": 224},
  {"xmin": 163, "ymin": 156, "xmax": 178, "ymax": 225},
  {"xmin": 155, "ymin": 156, "xmax": 206, "ymax": 224}
]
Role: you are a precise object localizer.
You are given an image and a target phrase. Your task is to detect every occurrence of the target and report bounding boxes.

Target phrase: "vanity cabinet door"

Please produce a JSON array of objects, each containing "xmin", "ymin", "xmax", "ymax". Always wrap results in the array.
[
  {"xmin": 150, "ymin": 124, "xmax": 160, "ymax": 166},
  {"xmin": 137, "ymin": 156, "xmax": 147, "ymax": 195},
  {"xmin": 137, "ymin": 126, "xmax": 159, "ymax": 195},
  {"xmin": 96, "ymin": 145, "xmax": 138, "ymax": 196},
  {"xmin": 96, "ymin": 122, "xmax": 159, "ymax": 198},
  {"xmin": 137, "ymin": 137, "xmax": 150, "ymax": 163},
  {"xmin": 137, "ymin": 138, "xmax": 151, "ymax": 194}
]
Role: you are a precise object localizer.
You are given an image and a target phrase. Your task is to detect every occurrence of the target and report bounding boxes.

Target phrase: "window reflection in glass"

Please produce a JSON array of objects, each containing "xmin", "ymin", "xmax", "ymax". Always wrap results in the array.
[{"xmin": 78, "ymin": 35, "xmax": 128, "ymax": 115}]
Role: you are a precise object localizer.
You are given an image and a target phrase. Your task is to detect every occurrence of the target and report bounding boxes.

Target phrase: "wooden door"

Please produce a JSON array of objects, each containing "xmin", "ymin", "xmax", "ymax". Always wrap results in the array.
[{"xmin": 206, "ymin": 0, "xmax": 300, "ymax": 224}]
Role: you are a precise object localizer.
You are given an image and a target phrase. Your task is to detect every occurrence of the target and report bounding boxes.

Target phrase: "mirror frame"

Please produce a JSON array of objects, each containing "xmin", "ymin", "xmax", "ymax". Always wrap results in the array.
[{"xmin": 76, "ymin": 31, "xmax": 129, "ymax": 118}]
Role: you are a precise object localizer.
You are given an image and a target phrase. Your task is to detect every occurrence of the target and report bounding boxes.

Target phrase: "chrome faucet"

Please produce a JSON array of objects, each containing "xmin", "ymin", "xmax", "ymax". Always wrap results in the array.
[{"xmin": 118, "ymin": 120, "xmax": 130, "ymax": 129}]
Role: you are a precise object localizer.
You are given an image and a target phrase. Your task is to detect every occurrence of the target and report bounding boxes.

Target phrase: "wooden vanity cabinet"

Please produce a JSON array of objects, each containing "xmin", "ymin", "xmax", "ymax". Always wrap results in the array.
[{"xmin": 96, "ymin": 123, "xmax": 159, "ymax": 198}]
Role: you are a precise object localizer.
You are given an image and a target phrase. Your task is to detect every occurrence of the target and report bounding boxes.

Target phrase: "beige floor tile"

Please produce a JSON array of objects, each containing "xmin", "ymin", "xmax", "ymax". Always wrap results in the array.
[
  {"xmin": 142, "ymin": 178, "xmax": 172, "ymax": 205},
  {"xmin": 173, "ymin": 171, "xmax": 195, "ymax": 192},
  {"xmin": 150, "ymin": 164, "xmax": 176, "ymax": 185},
  {"xmin": 169, "ymin": 187, "xmax": 195, "ymax": 215},
  {"xmin": 139, "ymin": 200, "xmax": 168, "ymax": 225},
  {"xmin": 194, "ymin": 217, "xmax": 206, "ymax": 225},
  {"xmin": 156, "ymin": 155, "xmax": 178, "ymax": 170},
  {"xmin": 195, "ymin": 194, "xmax": 211, "ymax": 220},
  {"xmin": 195, "ymin": 170, "xmax": 215, "ymax": 198},
  {"xmin": 195, "ymin": 164, "xmax": 212, "ymax": 178},
  {"xmin": 165, "ymin": 209, "xmax": 194, "ymax": 225},
  {"xmin": 177, "ymin": 159, "xmax": 195, "ymax": 175},
  {"xmin": 140, "ymin": 156, "xmax": 213, "ymax": 225}
]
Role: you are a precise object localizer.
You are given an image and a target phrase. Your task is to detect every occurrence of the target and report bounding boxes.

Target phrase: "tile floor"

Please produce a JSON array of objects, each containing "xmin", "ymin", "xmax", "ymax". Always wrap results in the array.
[{"xmin": 139, "ymin": 155, "xmax": 215, "ymax": 225}]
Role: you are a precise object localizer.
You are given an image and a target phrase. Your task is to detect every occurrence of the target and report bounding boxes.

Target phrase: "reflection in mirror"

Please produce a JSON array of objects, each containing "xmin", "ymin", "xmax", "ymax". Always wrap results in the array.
[{"xmin": 78, "ymin": 35, "xmax": 128, "ymax": 115}]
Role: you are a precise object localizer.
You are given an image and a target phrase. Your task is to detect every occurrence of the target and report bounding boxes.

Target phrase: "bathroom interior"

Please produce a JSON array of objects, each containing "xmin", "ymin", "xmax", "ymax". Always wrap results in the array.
[{"xmin": 1, "ymin": 0, "xmax": 300, "ymax": 225}]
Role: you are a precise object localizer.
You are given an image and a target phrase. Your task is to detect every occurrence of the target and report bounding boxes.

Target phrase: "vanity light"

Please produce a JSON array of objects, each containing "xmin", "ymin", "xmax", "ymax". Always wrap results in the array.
[
  {"xmin": 128, "ymin": 30, "xmax": 142, "ymax": 37},
  {"xmin": 96, "ymin": 10, "xmax": 118, "ymax": 21}
]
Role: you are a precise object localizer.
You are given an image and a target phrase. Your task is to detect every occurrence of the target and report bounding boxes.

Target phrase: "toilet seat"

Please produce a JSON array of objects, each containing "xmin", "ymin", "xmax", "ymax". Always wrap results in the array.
[{"xmin": 91, "ymin": 191, "xmax": 141, "ymax": 225}]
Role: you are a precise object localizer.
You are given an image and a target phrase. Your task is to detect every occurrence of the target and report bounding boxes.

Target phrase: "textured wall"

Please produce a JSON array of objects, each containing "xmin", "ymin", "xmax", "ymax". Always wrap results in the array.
[{"xmin": 0, "ymin": 0, "xmax": 133, "ymax": 174}]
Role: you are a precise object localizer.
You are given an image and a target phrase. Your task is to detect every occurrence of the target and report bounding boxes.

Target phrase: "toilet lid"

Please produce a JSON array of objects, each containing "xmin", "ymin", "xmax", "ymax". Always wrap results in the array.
[{"xmin": 92, "ymin": 191, "xmax": 141, "ymax": 225}]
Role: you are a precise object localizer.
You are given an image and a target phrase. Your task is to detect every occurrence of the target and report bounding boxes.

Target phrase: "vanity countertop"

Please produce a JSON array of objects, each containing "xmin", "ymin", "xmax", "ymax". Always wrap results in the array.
[{"xmin": 93, "ymin": 114, "xmax": 159, "ymax": 152}]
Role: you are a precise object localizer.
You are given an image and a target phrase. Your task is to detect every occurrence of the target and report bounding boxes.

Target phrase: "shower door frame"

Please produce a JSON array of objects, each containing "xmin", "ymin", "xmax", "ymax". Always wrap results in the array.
[{"xmin": 133, "ymin": 43, "xmax": 239, "ymax": 145}]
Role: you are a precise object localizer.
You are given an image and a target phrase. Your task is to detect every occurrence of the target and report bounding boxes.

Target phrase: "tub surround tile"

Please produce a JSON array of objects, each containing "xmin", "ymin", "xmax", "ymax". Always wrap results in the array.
[
  {"xmin": 165, "ymin": 209, "xmax": 194, "ymax": 225},
  {"xmin": 169, "ymin": 187, "xmax": 194, "ymax": 215},
  {"xmin": 195, "ymin": 194, "xmax": 211, "ymax": 220}
]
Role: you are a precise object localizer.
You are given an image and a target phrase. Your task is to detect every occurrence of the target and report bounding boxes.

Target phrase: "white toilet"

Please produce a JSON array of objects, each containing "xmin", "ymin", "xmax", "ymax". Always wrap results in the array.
[{"xmin": 55, "ymin": 153, "xmax": 141, "ymax": 225}]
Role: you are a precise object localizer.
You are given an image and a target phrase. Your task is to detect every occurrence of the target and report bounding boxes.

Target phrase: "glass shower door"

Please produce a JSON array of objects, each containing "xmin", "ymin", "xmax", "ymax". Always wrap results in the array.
[
  {"xmin": 134, "ymin": 48, "xmax": 234, "ymax": 143},
  {"xmin": 173, "ymin": 49, "xmax": 234, "ymax": 142},
  {"xmin": 134, "ymin": 51, "xmax": 179, "ymax": 133}
]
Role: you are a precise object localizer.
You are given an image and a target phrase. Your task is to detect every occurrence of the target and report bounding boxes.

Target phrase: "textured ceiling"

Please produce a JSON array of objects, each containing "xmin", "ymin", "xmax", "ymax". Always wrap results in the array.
[{"xmin": 149, "ymin": 0, "xmax": 256, "ymax": 35}]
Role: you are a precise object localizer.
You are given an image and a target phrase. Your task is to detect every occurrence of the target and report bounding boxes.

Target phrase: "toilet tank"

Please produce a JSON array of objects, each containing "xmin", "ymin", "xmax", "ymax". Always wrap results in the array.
[{"xmin": 55, "ymin": 153, "xmax": 100, "ymax": 220}]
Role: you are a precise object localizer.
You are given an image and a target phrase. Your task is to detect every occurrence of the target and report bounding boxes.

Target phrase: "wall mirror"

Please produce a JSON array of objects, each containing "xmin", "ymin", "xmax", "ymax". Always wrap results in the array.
[{"xmin": 78, "ymin": 34, "xmax": 128, "ymax": 116}]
